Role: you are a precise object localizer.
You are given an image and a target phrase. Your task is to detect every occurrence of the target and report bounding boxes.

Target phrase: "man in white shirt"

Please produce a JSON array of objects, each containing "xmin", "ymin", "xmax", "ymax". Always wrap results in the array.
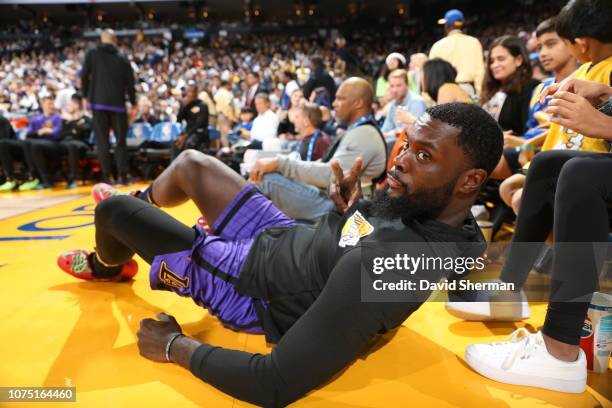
[{"xmin": 240, "ymin": 93, "xmax": 278, "ymax": 143}]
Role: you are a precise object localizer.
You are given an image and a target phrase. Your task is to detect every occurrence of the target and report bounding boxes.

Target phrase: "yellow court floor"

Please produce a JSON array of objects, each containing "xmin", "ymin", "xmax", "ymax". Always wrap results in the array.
[{"xmin": 0, "ymin": 186, "xmax": 609, "ymax": 408}]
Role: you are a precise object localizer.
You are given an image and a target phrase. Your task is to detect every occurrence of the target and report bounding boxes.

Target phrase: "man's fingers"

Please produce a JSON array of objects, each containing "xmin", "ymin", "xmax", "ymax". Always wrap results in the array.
[
  {"xmin": 348, "ymin": 157, "xmax": 363, "ymax": 179},
  {"xmin": 550, "ymin": 91, "xmax": 581, "ymax": 104},
  {"xmin": 331, "ymin": 159, "xmax": 344, "ymax": 183},
  {"xmin": 545, "ymin": 105, "xmax": 573, "ymax": 119},
  {"xmin": 539, "ymin": 83, "xmax": 561, "ymax": 103}
]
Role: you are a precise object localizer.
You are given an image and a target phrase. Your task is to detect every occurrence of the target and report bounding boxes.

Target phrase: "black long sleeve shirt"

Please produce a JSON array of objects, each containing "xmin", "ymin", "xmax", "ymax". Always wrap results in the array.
[{"xmin": 190, "ymin": 202, "xmax": 484, "ymax": 407}]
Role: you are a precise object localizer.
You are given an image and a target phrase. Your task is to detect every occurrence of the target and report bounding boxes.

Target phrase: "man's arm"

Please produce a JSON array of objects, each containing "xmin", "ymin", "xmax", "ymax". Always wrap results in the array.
[
  {"xmin": 125, "ymin": 59, "xmax": 137, "ymax": 106},
  {"xmin": 81, "ymin": 49, "xmax": 92, "ymax": 96},
  {"xmin": 167, "ymin": 250, "xmax": 414, "ymax": 407}
]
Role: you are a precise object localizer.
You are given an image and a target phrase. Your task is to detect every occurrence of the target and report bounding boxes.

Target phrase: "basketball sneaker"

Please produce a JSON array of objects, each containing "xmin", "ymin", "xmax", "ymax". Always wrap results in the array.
[
  {"xmin": 57, "ymin": 249, "xmax": 138, "ymax": 281},
  {"xmin": 92, "ymin": 183, "xmax": 134, "ymax": 204},
  {"xmin": 465, "ymin": 328, "xmax": 587, "ymax": 393},
  {"xmin": 445, "ymin": 283, "xmax": 530, "ymax": 321}
]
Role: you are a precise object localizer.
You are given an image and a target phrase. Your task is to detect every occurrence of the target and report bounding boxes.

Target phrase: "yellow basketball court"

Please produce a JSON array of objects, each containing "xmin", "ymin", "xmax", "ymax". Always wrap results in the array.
[{"xmin": 0, "ymin": 187, "xmax": 609, "ymax": 407}]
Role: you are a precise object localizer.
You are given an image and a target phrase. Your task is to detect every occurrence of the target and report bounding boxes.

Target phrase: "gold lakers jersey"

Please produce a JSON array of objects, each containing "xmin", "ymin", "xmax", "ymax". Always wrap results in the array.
[{"xmin": 541, "ymin": 56, "xmax": 612, "ymax": 152}]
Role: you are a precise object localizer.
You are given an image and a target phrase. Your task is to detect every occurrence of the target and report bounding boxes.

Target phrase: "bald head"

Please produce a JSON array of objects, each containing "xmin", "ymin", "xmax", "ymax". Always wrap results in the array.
[
  {"xmin": 332, "ymin": 77, "xmax": 373, "ymax": 125},
  {"xmin": 341, "ymin": 77, "xmax": 373, "ymax": 106},
  {"xmin": 100, "ymin": 29, "xmax": 117, "ymax": 45}
]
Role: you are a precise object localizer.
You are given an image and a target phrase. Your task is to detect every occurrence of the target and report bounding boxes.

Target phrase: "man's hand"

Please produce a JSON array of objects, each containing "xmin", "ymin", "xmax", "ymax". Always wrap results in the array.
[
  {"xmin": 329, "ymin": 158, "xmax": 363, "ymax": 214},
  {"xmin": 503, "ymin": 131, "xmax": 523, "ymax": 148},
  {"xmin": 175, "ymin": 134, "xmax": 187, "ymax": 149},
  {"xmin": 239, "ymin": 128, "xmax": 251, "ymax": 140},
  {"xmin": 546, "ymin": 92, "xmax": 612, "ymax": 139},
  {"xmin": 249, "ymin": 158, "xmax": 280, "ymax": 184},
  {"xmin": 540, "ymin": 78, "xmax": 612, "ymax": 107},
  {"xmin": 37, "ymin": 127, "xmax": 52, "ymax": 136},
  {"xmin": 137, "ymin": 313, "xmax": 183, "ymax": 363},
  {"xmin": 396, "ymin": 109, "xmax": 416, "ymax": 127}
]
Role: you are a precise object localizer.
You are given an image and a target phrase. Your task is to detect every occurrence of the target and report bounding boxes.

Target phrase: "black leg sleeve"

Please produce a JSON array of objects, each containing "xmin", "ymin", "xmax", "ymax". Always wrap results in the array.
[
  {"xmin": 94, "ymin": 195, "xmax": 196, "ymax": 265},
  {"xmin": 0, "ymin": 139, "xmax": 23, "ymax": 179}
]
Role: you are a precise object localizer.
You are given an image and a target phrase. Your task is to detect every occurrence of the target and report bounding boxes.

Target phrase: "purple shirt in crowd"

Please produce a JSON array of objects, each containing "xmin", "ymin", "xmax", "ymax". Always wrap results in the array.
[{"xmin": 26, "ymin": 113, "xmax": 62, "ymax": 140}]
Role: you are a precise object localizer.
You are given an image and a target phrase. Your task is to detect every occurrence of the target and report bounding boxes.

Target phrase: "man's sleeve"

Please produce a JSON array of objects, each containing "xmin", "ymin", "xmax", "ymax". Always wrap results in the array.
[
  {"xmin": 49, "ymin": 116, "xmax": 63, "ymax": 140},
  {"xmin": 81, "ymin": 50, "xmax": 92, "ymax": 95},
  {"xmin": 277, "ymin": 155, "xmax": 333, "ymax": 188},
  {"xmin": 190, "ymin": 249, "xmax": 414, "ymax": 407},
  {"xmin": 302, "ymin": 77, "xmax": 315, "ymax": 100}
]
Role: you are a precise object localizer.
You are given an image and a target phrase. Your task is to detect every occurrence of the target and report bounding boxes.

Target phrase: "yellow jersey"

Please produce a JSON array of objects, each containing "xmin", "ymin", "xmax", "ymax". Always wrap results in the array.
[{"xmin": 541, "ymin": 56, "xmax": 612, "ymax": 152}]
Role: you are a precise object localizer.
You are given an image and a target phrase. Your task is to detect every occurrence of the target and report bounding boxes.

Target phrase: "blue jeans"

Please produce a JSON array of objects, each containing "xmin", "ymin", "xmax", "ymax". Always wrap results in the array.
[{"xmin": 257, "ymin": 173, "xmax": 335, "ymax": 220}]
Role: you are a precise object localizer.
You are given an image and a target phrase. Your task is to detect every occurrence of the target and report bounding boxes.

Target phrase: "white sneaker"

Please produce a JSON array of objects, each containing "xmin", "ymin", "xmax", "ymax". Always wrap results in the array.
[
  {"xmin": 445, "ymin": 287, "xmax": 530, "ymax": 321},
  {"xmin": 465, "ymin": 329, "xmax": 587, "ymax": 393}
]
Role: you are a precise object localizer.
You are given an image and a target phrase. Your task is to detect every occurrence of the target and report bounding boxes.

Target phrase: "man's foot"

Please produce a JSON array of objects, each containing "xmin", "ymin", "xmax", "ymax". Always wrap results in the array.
[
  {"xmin": 18, "ymin": 179, "xmax": 40, "ymax": 191},
  {"xmin": 92, "ymin": 183, "xmax": 134, "ymax": 203},
  {"xmin": 66, "ymin": 180, "xmax": 78, "ymax": 189},
  {"xmin": 57, "ymin": 249, "xmax": 138, "ymax": 281},
  {"xmin": 445, "ymin": 284, "xmax": 530, "ymax": 321},
  {"xmin": 465, "ymin": 329, "xmax": 587, "ymax": 393},
  {"xmin": 0, "ymin": 180, "xmax": 17, "ymax": 192},
  {"xmin": 34, "ymin": 183, "xmax": 53, "ymax": 190}
]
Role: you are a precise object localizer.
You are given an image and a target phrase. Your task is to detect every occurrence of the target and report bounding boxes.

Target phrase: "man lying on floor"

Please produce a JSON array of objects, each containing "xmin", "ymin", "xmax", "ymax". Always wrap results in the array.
[{"xmin": 57, "ymin": 103, "xmax": 503, "ymax": 407}]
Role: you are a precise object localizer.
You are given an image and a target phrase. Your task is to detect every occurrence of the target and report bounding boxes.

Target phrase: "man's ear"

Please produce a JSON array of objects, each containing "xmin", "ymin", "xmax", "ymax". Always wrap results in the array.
[
  {"xmin": 574, "ymin": 38, "xmax": 589, "ymax": 55},
  {"xmin": 458, "ymin": 169, "xmax": 488, "ymax": 195}
]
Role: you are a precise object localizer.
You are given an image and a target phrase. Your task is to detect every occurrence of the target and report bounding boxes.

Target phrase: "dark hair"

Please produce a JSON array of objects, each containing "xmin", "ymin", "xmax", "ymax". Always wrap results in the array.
[
  {"xmin": 311, "ymin": 57, "xmax": 324, "ymax": 70},
  {"xmin": 71, "ymin": 93, "xmax": 83, "ymax": 104},
  {"xmin": 220, "ymin": 80, "xmax": 230, "ymax": 87},
  {"xmin": 556, "ymin": 0, "xmax": 612, "ymax": 43},
  {"xmin": 422, "ymin": 58, "xmax": 458, "ymax": 102},
  {"xmin": 427, "ymin": 103, "xmax": 503, "ymax": 174},
  {"xmin": 283, "ymin": 70, "xmax": 296, "ymax": 80},
  {"xmin": 379, "ymin": 59, "xmax": 407, "ymax": 81},
  {"xmin": 535, "ymin": 17, "xmax": 557, "ymax": 38},
  {"xmin": 240, "ymin": 107, "xmax": 255, "ymax": 115},
  {"xmin": 481, "ymin": 35, "xmax": 533, "ymax": 105}
]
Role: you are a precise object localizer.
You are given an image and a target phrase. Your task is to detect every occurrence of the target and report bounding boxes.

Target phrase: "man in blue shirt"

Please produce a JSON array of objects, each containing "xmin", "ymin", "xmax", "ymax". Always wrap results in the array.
[
  {"xmin": 381, "ymin": 69, "xmax": 427, "ymax": 144},
  {"xmin": 0, "ymin": 95, "xmax": 63, "ymax": 192}
]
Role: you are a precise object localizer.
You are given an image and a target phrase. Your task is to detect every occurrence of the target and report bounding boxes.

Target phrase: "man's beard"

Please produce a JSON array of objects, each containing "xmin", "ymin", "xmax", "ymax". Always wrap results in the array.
[{"xmin": 366, "ymin": 176, "xmax": 458, "ymax": 221}]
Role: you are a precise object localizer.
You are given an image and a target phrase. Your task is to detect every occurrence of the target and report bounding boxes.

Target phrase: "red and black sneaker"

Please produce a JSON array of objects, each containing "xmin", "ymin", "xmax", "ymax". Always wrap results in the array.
[{"xmin": 57, "ymin": 249, "xmax": 138, "ymax": 282}]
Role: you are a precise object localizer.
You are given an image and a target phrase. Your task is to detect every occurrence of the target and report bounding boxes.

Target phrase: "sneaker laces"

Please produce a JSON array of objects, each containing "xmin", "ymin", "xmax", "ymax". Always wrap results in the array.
[{"xmin": 499, "ymin": 328, "xmax": 543, "ymax": 370}]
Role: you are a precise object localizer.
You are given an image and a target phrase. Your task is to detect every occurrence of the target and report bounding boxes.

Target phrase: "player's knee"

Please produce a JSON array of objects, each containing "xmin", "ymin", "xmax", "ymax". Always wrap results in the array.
[
  {"xmin": 175, "ymin": 149, "xmax": 214, "ymax": 178},
  {"xmin": 95, "ymin": 195, "xmax": 133, "ymax": 225}
]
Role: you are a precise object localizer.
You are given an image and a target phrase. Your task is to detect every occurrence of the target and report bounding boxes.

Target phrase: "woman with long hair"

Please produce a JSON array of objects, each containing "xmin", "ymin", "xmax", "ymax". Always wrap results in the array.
[
  {"xmin": 421, "ymin": 58, "xmax": 471, "ymax": 104},
  {"xmin": 480, "ymin": 35, "xmax": 540, "ymax": 136}
]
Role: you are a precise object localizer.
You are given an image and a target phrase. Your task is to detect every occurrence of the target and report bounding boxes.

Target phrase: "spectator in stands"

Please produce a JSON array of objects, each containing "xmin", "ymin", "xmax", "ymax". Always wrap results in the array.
[
  {"xmin": 430, "ymin": 9, "xmax": 485, "ymax": 100},
  {"xmin": 133, "ymin": 96, "xmax": 160, "ymax": 126},
  {"xmin": 227, "ymin": 107, "xmax": 255, "ymax": 146},
  {"xmin": 381, "ymin": 69, "xmax": 427, "ymax": 142},
  {"xmin": 290, "ymin": 102, "xmax": 332, "ymax": 162},
  {"xmin": 239, "ymin": 92, "xmax": 278, "ymax": 147},
  {"xmin": 497, "ymin": 17, "xmax": 578, "ymax": 209},
  {"xmin": 214, "ymin": 80, "xmax": 236, "ymax": 134},
  {"xmin": 319, "ymin": 105, "xmax": 341, "ymax": 138},
  {"xmin": 277, "ymin": 88, "xmax": 303, "ymax": 140},
  {"xmin": 0, "ymin": 95, "xmax": 61, "ymax": 192},
  {"xmin": 280, "ymin": 70, "xmax": 300, "ymax": 110},
  {"xmin": 421, "ymin": 58, "xmax": 472, "ymax": 104},
  {"xmin": 249, "ymin": 77, "xmax": 386, "ymax": 220},
  {"xmin": 59, "ymin": 93, "xmax": 93, "ymax": 189},
  {"xmin": 244, "ymin": 72, "xmax": 263, "ymax": 110},
  {"xmin": 198, "ymin": 83, "xmax": 218, "ymax": 128},
  {"xmin": 173, "ymin": 83, "xmax": 209, "ymax": 158},
  {"xmin": 302, "ymin": 56, "xmax": 336, "ymax": 101},
  {"xmin": 81, "ymin": 29, "xmax": 136, "ymax": 186},
  {"xmin": 408, "ymin": 53, "xmax": 428, "ymax": 95},
  {"xmin": 375, "ymin": 52, "xmax": 406, "ymax": 100},
  {"xmin": 480, "ymin": 36, "xmax": 540, "ymax": 139}
]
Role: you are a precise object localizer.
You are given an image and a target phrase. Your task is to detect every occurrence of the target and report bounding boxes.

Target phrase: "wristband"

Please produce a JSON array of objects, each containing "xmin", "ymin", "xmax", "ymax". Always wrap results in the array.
[
  {"xmin": 165, "ymin": 333, "xmax": 184, "ymax": 362},
  {"xmin": 515, "ymin": 145, "xmax": 538, "ymax": 152}
]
